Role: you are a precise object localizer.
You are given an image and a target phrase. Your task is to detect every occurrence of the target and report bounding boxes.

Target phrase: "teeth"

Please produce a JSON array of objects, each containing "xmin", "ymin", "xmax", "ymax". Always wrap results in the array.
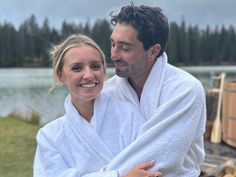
[{"xmin": 81, "ymin": 83, "xmax": 96, "ymax": 88}]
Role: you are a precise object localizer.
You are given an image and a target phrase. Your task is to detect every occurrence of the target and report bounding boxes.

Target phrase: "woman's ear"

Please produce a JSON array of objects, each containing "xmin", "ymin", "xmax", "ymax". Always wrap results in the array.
[
  {"xmin": 57, "ymin": 70, "xmax": 64, "ymax": 83},
  {"xmin": 149, "ymin": 43, "xmax": 161, "ymax": 61}
]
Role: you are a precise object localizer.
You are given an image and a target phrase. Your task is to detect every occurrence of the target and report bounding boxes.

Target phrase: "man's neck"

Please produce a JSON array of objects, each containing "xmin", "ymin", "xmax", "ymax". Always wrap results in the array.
[
  {"xmin": 128, "ymin": 77, "xmax": 144, "ymax": 100},
  {"xmin": 127, "ymin": 61, "xmax": 155, "ymax": 100}
]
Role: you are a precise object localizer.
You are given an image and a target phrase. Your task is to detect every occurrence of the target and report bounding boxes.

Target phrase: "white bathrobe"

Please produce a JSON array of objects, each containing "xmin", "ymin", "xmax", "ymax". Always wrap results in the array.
[
  {"xmin": 100, "ymin": 52, "xmax": 206, "ymax": 177},
  {"xmin": 33, "ymin": 93, "xmax": 145, "ymax": 177}
]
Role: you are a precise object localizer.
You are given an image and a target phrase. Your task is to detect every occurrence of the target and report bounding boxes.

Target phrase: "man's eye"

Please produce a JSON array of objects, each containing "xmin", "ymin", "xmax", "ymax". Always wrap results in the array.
[{"xmin": 121, "ymin": 45, "xmax": 131, "ymax": 51}]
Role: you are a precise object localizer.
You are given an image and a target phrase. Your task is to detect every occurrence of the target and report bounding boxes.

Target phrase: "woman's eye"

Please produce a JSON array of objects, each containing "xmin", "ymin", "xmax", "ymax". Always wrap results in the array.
[
  {"xmin": 71, "ymin": 66, "xmax": 82, "ymax": 72},
  {"xmin": 91, "ymin": 63, "xmax": 102, "ymax": 70}
]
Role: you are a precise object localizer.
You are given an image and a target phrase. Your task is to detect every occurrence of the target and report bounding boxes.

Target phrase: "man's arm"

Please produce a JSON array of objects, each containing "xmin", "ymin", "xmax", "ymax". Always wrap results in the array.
[{"xmin": 102, "ymin": 81, "xmax": 206, "ymax": 177}]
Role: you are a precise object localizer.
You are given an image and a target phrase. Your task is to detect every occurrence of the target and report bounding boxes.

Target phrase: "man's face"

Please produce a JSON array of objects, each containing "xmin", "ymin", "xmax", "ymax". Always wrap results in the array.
[{"xmin": 110, "ymin": 23, "xmax": 151, "ymax": 79}]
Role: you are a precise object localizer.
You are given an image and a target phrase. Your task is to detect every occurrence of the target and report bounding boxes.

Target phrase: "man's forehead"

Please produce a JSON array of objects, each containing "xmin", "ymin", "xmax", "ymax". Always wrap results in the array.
[{"xmin": 111, "ymin": 24, "xmax": 138, "ymax": 42}]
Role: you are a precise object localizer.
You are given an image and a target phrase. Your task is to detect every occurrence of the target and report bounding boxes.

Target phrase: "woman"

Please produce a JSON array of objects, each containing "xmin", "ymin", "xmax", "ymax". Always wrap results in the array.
[{"xmin": 33, "ymin": 34, "xmax": 162, "ymax": 177}]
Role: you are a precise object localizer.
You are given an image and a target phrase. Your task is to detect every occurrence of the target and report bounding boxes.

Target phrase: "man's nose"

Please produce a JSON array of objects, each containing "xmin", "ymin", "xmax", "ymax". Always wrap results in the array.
[{"xmin": 111, "ymin": 45, "xmax": 119, "ymax": 61}]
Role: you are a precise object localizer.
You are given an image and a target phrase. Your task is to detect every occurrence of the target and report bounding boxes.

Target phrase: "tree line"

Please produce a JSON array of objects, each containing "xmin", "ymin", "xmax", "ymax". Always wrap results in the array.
[{"xmin": 0, "ymin": 15, "xmax": 236, "ymax": 67}]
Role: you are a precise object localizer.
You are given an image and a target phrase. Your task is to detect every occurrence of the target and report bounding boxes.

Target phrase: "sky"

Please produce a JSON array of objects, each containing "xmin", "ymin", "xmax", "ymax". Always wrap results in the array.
[{"xmin": 0, "ymin": 0, "xmax": 235, "ymax": 29}]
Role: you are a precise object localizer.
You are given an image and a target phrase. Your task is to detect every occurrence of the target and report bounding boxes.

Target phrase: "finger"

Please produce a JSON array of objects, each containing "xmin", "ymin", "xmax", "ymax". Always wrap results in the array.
[
  {"xmin": 143, "ymin": 170, "xmax": 163, "ymax": 177},
  {"xmin": 136, "ymin": 160, "xmax": 155, "ymax": 170},
  {"xmin": 154, "ymin": 171, "xmax": 163, "ymax": 177}
]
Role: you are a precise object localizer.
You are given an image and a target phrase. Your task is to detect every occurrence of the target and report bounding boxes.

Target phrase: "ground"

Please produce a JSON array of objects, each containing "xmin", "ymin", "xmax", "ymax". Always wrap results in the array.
[{"xmin": 201, "ymin": 140, "xmax": 236, "ymax": 176}]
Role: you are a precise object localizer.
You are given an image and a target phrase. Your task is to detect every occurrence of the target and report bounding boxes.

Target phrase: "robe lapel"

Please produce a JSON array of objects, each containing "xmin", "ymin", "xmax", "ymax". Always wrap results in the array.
[
  {"xmin": 65, "ymin": 95, "xmax": 114, "ymax": 164},
  {"xmin": 140, "ymin": 53, "xmax": 168, "ymax": 119}
]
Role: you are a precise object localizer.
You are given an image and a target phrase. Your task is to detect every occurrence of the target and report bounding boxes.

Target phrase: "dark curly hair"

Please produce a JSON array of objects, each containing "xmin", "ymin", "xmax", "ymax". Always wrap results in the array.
[{"xmin": 110, "ymin": 2, "xmax": 169, "ymax": 57}]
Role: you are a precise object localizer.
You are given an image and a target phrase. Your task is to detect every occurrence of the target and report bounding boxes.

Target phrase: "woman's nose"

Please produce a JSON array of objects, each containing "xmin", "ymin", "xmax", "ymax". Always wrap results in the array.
[{"xmin": 83, "ymin": 68, "xmax": 94, "ymax": 80}]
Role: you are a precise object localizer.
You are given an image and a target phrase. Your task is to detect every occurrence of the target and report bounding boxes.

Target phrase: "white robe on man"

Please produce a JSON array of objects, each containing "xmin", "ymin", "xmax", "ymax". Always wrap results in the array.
[{"xmin": 101, "ymin": 52, "xmax": 206, "ymax": 177}]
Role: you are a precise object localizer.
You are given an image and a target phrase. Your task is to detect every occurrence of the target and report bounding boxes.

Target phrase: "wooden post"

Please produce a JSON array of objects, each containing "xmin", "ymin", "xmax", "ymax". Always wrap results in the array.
[{"xmin": 205, "ymin": 88, "xmax": 219, "ymax": 140}]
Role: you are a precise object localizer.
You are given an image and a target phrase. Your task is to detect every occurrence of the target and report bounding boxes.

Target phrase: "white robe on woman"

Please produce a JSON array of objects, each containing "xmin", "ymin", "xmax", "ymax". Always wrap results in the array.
[
  {"xmin": 33, "ymin": 93, "xmax": 145, "ymax": 177},
  {"xmin": 100, "ymin": 52, "xmax": 206, "ymax": 177}
]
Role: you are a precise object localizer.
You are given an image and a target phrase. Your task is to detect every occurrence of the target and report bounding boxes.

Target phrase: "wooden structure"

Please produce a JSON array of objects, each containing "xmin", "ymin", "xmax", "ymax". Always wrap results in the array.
[{"xmin": 222, "ymin": 80, "xmax": 236, "ymax": 148}]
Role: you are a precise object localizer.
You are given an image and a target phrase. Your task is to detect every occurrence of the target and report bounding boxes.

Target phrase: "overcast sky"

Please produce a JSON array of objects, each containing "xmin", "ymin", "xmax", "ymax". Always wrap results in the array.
[{"xmin": 0, "ymin": 0, "xmax": 235, "ymax": 29}]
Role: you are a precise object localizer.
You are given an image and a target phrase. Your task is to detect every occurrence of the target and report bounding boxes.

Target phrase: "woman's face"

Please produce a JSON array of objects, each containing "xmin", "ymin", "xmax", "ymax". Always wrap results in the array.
[{"xmin": 59, "ymin": 44, "xmax": 105, "ymax": 104}]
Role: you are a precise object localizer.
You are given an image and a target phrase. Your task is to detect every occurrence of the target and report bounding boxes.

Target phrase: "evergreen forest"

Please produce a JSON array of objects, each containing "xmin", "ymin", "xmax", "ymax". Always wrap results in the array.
[{"xmin": 0, "ymin": 15, "xmax": 236, "ymax": 67}]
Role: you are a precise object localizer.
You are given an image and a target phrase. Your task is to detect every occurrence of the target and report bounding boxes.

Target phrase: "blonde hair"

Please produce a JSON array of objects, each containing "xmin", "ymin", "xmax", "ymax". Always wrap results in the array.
[{"xmin": 50, "ymin": 34, "xmax": 106, "ymax": 91}]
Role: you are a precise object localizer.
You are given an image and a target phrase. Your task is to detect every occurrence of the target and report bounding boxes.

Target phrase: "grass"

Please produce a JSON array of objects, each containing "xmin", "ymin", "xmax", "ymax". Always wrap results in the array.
[
  {"xmin": 7, "ymin": 110, "xmax": 40, "ymax": 125},
  {"xmin": 0, "ymin": 116, "xmax": 40, "ymax": 177}
]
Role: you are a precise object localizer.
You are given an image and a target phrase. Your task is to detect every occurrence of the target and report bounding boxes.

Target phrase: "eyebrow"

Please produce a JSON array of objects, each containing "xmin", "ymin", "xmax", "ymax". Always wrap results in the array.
[
  {"xmin": 111, "ymin": 38, "xmax": 133, "ymax": 47},
  {"xmin": 68, "ymin": 60, "xmax": 102, "ymax": 66}
]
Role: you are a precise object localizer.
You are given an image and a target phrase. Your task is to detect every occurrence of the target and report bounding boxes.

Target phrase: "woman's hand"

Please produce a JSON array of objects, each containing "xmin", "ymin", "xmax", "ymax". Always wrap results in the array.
[{"xmin": 121, "ymin": 160, "xmax": 163, "ymax": 177}]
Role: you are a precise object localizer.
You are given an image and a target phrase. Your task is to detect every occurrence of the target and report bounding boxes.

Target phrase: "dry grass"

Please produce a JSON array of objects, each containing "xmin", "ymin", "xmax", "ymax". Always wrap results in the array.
[{"xmin": 7, "ymin": 110, "xmax": 40, "ymax": 125}]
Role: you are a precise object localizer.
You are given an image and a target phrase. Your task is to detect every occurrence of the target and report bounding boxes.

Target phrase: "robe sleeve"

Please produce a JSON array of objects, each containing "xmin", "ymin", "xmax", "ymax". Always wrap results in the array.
[
  {"xmin": 33, "ymin": 130, "xmax": 119, "ymax": 177},
  {"xmin": 100, "ymin": 80, "xmax": 206, "ymax": 177}
]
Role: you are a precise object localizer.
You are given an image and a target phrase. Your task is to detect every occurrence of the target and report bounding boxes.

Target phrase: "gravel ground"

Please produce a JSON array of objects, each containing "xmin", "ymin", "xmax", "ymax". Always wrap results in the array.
[{"xmin": 200, "ymin": 140, "xmax": 236, "ymax": 176}]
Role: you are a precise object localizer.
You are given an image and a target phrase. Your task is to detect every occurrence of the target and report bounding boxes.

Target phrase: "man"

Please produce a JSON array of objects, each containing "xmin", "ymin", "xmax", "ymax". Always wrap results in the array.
[{"xmin": 102, "ymin": 3, "xmax": 206, "ymax": 177}]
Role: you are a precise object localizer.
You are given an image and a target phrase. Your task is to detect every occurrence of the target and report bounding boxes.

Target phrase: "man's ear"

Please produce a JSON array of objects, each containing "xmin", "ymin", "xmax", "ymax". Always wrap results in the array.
[{"xmin": 149, "ymin": 43, "xmax": 161, "ymax": 61}]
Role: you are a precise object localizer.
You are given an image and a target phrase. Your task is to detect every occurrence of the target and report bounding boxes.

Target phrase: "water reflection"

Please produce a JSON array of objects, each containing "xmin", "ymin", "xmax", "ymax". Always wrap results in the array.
[{"xmin": 0, "ymin": 68, "xmax": 66, "ymax": 124}]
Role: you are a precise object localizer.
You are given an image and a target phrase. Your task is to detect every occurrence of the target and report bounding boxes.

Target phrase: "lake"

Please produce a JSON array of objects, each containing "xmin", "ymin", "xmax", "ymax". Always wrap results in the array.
[{"xmin": 0, "ymin": 66, "xmax": 236, "ymax": 125}]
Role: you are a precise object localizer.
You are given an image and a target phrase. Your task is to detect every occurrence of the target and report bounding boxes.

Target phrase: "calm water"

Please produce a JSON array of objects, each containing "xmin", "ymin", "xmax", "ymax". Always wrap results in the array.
[{"xmin": 0, "ymin": 66, "xmax": 236, "ymax": 125}]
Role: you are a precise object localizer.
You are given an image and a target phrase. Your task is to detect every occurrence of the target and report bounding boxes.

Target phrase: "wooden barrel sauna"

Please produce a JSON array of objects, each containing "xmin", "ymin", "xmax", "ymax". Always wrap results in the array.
[{"xmin": 222, "ymin": 81, "xmax": 236, "ymax": 148}]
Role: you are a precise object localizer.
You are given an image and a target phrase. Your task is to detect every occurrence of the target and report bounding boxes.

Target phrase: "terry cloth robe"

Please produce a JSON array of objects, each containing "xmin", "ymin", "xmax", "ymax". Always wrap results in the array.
[
  {"xmin": 100, "ymin": 52, "xmax": 206, "ymax": 177},
  {"xmin": 33, "ymin": 93, "xmax": 145, "ymax": 177}
]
